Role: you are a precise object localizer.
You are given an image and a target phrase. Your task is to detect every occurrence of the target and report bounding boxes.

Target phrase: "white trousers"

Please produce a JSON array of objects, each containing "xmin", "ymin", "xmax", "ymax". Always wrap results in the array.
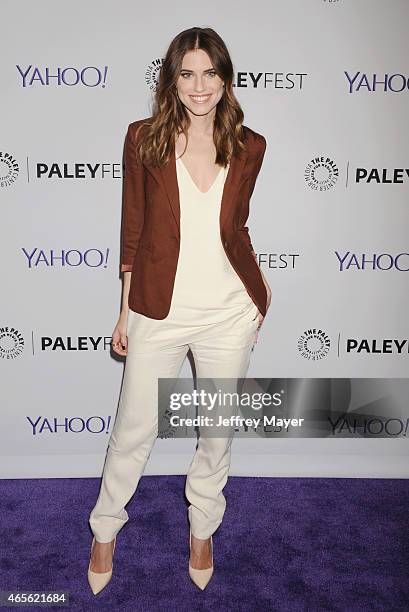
[{"xmin": 89, "ymin": 299, "xmax": 260, "ymax": 543}]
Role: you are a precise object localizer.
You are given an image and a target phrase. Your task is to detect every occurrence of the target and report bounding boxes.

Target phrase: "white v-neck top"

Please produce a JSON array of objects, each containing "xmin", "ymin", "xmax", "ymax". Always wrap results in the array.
[{"xmin": 165, "ymin": 155, "xmax": 253, "ymax": 324}]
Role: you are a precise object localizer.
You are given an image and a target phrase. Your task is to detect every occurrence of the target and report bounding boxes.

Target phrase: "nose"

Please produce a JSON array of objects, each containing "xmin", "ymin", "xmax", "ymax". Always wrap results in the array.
[{"xmin": 193, "ymin": 75, "xmax": 206, "ymax": 92}]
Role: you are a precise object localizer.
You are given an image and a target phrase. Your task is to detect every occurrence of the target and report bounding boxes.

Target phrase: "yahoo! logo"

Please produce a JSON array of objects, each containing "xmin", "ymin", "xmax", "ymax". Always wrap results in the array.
[
  {"xmin": 17, "ymin": 65, "xmax": 109, "ymax": 88},
  {"xmin": 27, "ymin": 415, "xmax": 112, "ymax": 435},
  {"xmin": 335, "ymin": 251, "xmax": 409, "ymax": 272},
  {"xmin": 345, "ymin": 71, "xmax": 409, "ymax": 94},
  {"xmin": 22, "ymin": 248, "xmax": 110, "ymax": 268}
]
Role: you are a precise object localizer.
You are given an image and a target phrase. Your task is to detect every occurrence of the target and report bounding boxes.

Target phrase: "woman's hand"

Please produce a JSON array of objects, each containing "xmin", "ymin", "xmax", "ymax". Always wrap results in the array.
[
  {"xmin": 250, "ymin": 249, "xmax": 271, "ymax": 344},
  {"xmin": 254, "ymin": 283, "xmax": 271, "ymax": 345},
  {"xmin": 111, "ymin": 310, "xmax": 129, "ymax": 356}
]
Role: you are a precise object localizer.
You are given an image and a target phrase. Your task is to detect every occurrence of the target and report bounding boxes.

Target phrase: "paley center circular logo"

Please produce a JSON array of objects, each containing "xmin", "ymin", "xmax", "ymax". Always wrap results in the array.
[
  {"xmin": 297, "ymin": 328, "xmax": 331, "ymax": 360},
  {"xmin": 0, "ymin": 151, "xmax": 19, "ymax": 188},
  {"xmin": 145, "ymin": 58, "xmax": 164, "ymax": 91},
  {"xmin": 304, "ymin": 155, "xmax": 338, "ymax": 191},
  {"xmin": 0, "ymin": 325, "xmax": 25, "ymax": 359}
]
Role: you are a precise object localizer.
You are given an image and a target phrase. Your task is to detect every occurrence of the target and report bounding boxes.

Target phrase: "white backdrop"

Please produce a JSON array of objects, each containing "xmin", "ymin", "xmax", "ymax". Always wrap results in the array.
[{"xmin": 1, "ymin": 0, "xmax": 408, "ymax": 478}]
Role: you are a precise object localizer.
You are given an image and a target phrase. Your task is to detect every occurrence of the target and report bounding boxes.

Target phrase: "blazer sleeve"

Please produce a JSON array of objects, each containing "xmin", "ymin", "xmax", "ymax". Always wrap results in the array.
[
  {"xmin": 238, "ymin": 134, "xmax": 267, "ymax": 253},
  {"xmin": 119, "ymin": 123, "xmax": 146, "ymax": 273}
]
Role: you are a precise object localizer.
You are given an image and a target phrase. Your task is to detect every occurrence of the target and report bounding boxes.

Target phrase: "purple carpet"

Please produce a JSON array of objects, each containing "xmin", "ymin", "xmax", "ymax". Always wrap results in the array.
[{"xmin": 1, "ymin": 475, "xmax": 408, "ymax": 611}]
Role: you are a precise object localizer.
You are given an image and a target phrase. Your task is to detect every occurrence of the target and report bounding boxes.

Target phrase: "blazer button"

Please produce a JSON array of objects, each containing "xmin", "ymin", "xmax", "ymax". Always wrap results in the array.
[{"xmin": 224, "ymin": 240, "xmax": 228, "ymax": 248}]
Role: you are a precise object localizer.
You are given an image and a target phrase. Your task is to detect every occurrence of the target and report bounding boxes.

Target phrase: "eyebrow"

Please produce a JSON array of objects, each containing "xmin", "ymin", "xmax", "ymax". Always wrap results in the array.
[{"xmin": 180, "ymin": 68, "xmax": 216, "ymax": 73}]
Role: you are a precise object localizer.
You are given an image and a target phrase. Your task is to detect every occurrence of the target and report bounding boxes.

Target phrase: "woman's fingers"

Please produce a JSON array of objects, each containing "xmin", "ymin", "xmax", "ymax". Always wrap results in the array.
[
  {"xmin": 254, "ymin": 314, "xmax": 264, "ymax": 344},
  {"xmin": 112, "ymin": 329, "xmax": 128, "ymax": 356},
  {"xmin": 120, "ymin": 332, "xmax": 128, "ymax": 353}
]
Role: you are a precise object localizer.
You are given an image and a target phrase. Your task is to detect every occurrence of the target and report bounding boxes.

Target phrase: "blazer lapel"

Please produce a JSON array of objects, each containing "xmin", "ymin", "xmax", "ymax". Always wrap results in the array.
[{"xmin": 154, "ymin": 142, "xmax": 249, "ymax": 237}]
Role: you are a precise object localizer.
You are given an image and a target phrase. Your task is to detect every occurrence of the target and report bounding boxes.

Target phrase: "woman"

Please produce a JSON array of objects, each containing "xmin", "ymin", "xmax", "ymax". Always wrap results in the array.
[{"xmin": 88, "ymin": 26, "xmax": 271, "ymax": 594}]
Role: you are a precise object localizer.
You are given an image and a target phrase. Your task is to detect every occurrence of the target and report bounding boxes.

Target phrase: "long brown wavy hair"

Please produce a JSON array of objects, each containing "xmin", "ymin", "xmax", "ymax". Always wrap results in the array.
[{"xmin": 136, "ymin": 26, "xmax": 247, "ymax": 168}]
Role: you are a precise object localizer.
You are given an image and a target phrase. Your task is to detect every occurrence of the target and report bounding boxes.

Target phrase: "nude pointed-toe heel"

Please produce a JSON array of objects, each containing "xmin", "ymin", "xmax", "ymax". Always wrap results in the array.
[
  {"xmin": 188, "ymin": 529, "xmax": 214, "ymax": 590},
  {"xmin": 87, "ymin": 536, "xmax": 116, "ymax": 596}
]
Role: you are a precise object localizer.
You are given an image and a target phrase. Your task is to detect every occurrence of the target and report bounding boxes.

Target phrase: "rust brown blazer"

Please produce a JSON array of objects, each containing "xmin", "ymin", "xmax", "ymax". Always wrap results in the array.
[{"xmin": 120, "ymin": 117, "xmax": 267, "ymax": 320}]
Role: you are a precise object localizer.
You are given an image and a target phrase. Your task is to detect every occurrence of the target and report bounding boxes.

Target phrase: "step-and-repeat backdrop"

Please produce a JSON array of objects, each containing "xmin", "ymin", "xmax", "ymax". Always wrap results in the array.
[{"xmin": 2, "ymin": 0, "xmax": 408, "ymax": 478}]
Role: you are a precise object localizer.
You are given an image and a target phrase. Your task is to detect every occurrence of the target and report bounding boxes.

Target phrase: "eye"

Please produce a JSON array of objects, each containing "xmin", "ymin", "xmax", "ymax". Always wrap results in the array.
[
  {"xmin": 207, "ymin": 71, "xmax": 217, "ymax": 77},
  {"xmin": 180, "ymin": 72, "xmax": 191, "ymax": 78}
]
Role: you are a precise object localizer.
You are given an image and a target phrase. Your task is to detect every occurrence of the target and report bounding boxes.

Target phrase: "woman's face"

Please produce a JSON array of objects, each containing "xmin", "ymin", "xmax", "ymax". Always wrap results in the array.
[{"xmin": 176, "ymin": 48, "xmax": 224, "ymax": 117}]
